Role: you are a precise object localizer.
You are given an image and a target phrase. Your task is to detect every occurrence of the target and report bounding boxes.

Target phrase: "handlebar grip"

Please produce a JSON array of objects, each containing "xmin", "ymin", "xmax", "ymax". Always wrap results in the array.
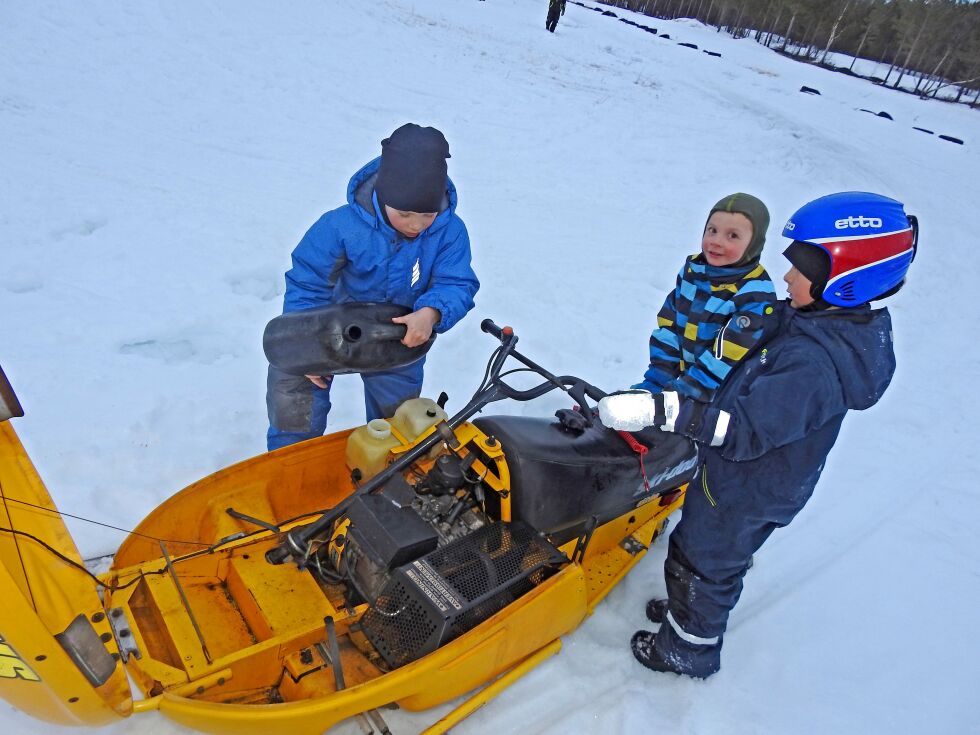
[
  {"xmin": 481, "ymin": 319, "xmax": 513, "ymax": 341},
  {"xmin": 481, "ymin": 319, "xmax": 503, "ymax": 338}
]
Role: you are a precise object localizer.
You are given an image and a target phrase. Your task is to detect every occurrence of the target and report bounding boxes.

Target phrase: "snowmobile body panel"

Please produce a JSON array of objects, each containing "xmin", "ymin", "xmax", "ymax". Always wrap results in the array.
[
  {"xmin": 1, "ymin": 394, "xmax": 687, "ymax": 734},
  {"xmin": 139, "ymin": 562, "xmax": 588, "ymax": 735},
  {"xmin": 113, "ymin": 427, "xmax": 358, "ymax": 568},
  {"xmin": 0, "ymin": 421, "xmax": 133, "ymax": 725}
]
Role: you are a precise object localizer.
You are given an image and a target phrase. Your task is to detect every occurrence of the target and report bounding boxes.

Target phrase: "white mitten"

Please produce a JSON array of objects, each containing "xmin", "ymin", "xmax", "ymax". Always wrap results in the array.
[
  {"xmin": 597, "ymin": 390, "xmax": 659, "ymax": 432},
  {"xmin": 598, "ymin": 390, "xmax": 682, "ymax": 432}
]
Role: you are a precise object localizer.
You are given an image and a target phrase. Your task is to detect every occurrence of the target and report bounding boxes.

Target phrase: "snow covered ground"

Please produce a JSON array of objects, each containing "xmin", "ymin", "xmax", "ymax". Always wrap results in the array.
[{"xmin": 1, "ymin": 1, "xmax": 977, "ymax": 733}]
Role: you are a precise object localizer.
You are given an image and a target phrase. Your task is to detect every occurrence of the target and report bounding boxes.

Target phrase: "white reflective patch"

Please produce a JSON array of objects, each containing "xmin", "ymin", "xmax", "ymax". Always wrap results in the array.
[
  {"xmin": 709, "ymin": 411, "xmax": 731, "ymax": 447},
  {"xmin": 662, "ymin": 391, "xmax": 680, "ymax": 432},
  {"xmin": 411, "ymin": 258, "xmax": 421, "ymax": 287},
  {"xmin": 667, "ymin": 611, "xmax": 719, "ymax": 646}
]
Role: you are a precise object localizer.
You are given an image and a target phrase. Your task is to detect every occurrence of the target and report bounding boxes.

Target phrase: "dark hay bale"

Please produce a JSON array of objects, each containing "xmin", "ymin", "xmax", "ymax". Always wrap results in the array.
[
  {"xmin": 704, "ymin": 50, "xmax": 722, "ymax": 57},
  {"xmin": 938, "ymin": 134, "xmax": 964, "ymax": 145},
  {"xmin": 678, "ymin": 42, "xmax": 698, "ymax": 49},
  {"xmin": 799, "ymin": 86, "xmax": 821, "ymax": 95},
  {"xmin": 876, "ymin": 111, "xmax": 893, "ymax": 120},
  {"xmin": 912, "ymin": 127, "xmax": 935, "ymax": 135}
]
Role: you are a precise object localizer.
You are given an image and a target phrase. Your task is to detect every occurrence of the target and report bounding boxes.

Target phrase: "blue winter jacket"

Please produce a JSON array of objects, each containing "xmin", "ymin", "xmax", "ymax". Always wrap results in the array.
[
  {"xmin": 282, "ymin": 158, "xmax": 479, "ymax": 332},
  {"xmin": 678, "ymin": 301, "xmax": 895, "ymax": 502}
]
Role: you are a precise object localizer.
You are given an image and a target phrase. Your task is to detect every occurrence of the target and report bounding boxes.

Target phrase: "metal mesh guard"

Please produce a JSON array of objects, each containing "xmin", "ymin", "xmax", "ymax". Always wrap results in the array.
[{"xmin": 360, "ymin": 522, "xmax": 565, "ymax": 669}]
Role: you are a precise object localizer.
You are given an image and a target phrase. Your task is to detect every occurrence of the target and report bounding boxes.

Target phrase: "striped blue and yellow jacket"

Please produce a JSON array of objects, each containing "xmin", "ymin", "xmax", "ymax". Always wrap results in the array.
[{"xmin": 635, "ymin": 254, "xmax": 777, "ymax": 402}]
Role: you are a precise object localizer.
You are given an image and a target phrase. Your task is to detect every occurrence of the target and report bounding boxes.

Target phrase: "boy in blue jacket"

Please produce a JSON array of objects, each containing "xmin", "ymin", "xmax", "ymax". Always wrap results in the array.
[
  {"xmin": 267, "ymin": 124, "xmax": 479, "ymax": 451},
  {"xmin": 635, "ymin": 193, "xmax": 777, "ymax": 404},
  {"xmin": 599, "ymin": 192, "xmax": 917, "ymax": 679}
]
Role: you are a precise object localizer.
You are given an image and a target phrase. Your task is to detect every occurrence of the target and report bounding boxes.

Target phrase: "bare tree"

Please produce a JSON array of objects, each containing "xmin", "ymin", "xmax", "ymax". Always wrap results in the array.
[{"xmin": 820, "ymin": 1, "xmax": 852, "ymax": 64}]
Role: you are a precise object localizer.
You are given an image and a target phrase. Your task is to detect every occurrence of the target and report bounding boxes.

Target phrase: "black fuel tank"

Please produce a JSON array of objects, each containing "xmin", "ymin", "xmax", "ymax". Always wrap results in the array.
[
  {"xmin": 472, "ymin": 416, "xmax": 698, "ymax": 543},
  {"xmin": 263, "ymin": 302, "xmax": 435, "ymax": 376}
]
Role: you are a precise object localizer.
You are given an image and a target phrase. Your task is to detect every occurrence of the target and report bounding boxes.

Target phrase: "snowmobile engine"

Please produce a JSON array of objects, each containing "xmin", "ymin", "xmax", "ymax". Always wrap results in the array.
[
  {"xmin": 318, "ymin": 414, "xmax": 698, "ymax": 669},
  {"xmin": 323, "ymin": 454, "xmax": 490, "ymax": 605},
  {"xmin": 359, "ymin": 521, "xmax": 566, "ymax": 669}
]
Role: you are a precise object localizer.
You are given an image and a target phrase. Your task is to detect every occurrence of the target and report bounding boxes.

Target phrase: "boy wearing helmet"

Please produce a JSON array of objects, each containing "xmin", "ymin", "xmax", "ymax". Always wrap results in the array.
[
  {"xmin": 633, "ymin": 193, "xmax": 777, "ymax": 404},
  {"xmin": 266, "ymin": 124, "xmax": 480, "ymax": 451},
  {"xmin": 599, "ymin": 192, "xmax": 917, "ymax": 679}
]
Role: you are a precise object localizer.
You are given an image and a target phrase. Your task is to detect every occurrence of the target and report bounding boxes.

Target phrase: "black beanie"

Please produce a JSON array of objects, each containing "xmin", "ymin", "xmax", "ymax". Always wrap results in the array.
[
  {"xmin": 707, "ymin": 192, "xmax": 770, "ymax": 267},
  {"xmin": 375, "ymin": 123, "xmax": 450, "ymax": 213},
  {"xmin": 783, "ymin": 240, "xmax": 831, "ymax": 298}
]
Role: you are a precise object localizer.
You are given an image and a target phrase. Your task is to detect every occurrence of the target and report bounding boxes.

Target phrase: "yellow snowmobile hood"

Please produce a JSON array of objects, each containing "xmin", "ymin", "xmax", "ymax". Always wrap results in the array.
[{"xmin": 0, "ymin": 367, "xmax": 132, "ymax": 725}]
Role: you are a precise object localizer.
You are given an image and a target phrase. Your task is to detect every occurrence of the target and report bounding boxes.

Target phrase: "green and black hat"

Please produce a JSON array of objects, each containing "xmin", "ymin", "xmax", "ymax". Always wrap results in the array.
[{"xmin": 706, "ymin": 192, "xmax": 770, "ymax": 267}]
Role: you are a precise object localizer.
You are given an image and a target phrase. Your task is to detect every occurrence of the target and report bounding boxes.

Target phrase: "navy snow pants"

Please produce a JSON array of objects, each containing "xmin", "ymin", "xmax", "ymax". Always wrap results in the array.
[
  {"xmin": 654, "ymin": 457, "xmax": 820, "ymax": 677},
  {"xmin": 266, "ymin": 358, "xmax": 426, "ymax": 451}
]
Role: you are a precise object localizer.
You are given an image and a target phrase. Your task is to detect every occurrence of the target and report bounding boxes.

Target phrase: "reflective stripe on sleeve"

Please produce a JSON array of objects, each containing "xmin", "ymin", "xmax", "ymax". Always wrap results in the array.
[
  {"xmin": 667, "ymin": 611, "xmax": 720, "ymax": 646},
  {"xmin": 709, "ymin": 410, "xmax": 731, "ymax": 447},
  {"xmin": 662, "ymin": 391, "xmax": 680, "ymax": 432}
]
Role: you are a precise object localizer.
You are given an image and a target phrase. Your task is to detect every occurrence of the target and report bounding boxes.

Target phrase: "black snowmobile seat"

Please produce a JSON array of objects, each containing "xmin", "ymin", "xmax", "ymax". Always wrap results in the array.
[{"xmin": 472, "ymin": 415, "xmax": 697, "ymax": 543}]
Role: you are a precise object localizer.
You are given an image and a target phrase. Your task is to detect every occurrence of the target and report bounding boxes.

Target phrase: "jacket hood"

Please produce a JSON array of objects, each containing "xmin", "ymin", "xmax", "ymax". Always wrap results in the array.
[
  {"xmin": 786, "ymin": 303, "xmax": 895, "ymax": 410},
  {"xmin": 346, "ymin": 157, "xmax": 457, "ymax": 237}
]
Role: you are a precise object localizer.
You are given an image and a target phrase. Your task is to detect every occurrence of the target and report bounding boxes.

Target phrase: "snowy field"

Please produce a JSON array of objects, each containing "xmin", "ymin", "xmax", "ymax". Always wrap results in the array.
[{"xmin": 1, "ymin": 1, "xmax": 977, "ymax": 733}]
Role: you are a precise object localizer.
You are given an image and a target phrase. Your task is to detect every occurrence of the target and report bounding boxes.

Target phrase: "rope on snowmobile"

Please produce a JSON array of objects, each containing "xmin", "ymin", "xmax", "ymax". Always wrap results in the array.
[
  {"xmin": 0, "ymin": 495, "xmax": 212, "ymax": 547},
  {"xmin": 0, "ymin": 501, "xmax": 343, "ymax": 591},
  {"xmin": 0, "ymin": 489, "xmax": 349, "ymax": 578},
  {"xmin": 0, "ymin": 525, "xmax": 169, "ymax": 590}
]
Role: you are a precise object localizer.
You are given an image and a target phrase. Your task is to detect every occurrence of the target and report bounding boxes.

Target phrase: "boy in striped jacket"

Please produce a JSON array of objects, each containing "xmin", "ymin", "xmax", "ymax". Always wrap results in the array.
[{"xmin": 634, "ymin": 193, "xmax": 777, "ymax": 402}]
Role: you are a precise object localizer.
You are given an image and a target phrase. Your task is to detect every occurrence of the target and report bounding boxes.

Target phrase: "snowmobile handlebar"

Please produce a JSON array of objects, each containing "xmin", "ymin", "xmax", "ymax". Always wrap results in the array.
[
  {"xmin": 265, "ymin": 319, "xmax": 607, "ymax": 567},
  {"xmin": 481, "ymin": 319, "xmax": 606, "ymax": 403},
  {"xmin": 480, "ymin": 318, "xmax": 512, "ymax": 342}
]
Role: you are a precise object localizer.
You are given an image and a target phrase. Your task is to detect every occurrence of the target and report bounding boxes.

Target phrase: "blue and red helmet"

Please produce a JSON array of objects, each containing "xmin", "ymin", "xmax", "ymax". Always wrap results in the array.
[{"xmin": 782, "ymin": 192, "xmax": 917, "ymax": 306}]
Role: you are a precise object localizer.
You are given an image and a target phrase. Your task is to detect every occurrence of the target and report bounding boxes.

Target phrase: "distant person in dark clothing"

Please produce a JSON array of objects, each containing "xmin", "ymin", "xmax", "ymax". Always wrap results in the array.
[{"xmin": 546, "ymin": 0, "xmax": 566, "ymax": 33}]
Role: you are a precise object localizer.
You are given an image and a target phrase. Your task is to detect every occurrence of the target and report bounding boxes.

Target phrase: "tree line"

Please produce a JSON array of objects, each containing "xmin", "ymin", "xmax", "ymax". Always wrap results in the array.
[{"xmin": 599, "ymin": 0, "xmax": 980, "ymax": 106}]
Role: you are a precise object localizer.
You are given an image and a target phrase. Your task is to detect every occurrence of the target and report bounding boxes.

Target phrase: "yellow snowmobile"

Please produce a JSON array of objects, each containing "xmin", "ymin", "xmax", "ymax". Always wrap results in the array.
[{"xmin": 0, "ymin": 319, "xmax": 696, "ymax": 734}]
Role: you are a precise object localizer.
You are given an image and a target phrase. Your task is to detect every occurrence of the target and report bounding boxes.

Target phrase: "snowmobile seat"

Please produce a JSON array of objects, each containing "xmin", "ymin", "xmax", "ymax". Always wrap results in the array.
[{"xmin": 472, "ymin": 415, "xmax": 697, "ymax": 544}]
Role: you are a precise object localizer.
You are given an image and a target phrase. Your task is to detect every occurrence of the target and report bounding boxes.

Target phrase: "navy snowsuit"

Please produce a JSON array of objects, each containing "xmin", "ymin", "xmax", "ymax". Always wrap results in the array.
[
  {"xmin": 654, "ymin": 301, "xmax": 896, "ymax": 677},
  {"xmin": 266, "ymin": 158, "xmax": 479, "ymax": 450}
]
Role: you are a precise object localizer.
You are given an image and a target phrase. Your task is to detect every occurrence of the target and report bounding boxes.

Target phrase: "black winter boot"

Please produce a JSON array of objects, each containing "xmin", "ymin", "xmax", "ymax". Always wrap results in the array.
[
  {"xmin": 630, "ymin": 630, "xmax": 684, "ymax": 675},
  {"xmin": 646, "ymin": 598, "xmax": 668, "ymax": 624}
]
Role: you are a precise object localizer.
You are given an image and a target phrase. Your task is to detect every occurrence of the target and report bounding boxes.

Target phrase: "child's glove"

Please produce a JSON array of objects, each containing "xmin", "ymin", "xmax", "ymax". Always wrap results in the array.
[{"xmin": 597, "ymin": 389, "xmax": 680, "ymax": 432}]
